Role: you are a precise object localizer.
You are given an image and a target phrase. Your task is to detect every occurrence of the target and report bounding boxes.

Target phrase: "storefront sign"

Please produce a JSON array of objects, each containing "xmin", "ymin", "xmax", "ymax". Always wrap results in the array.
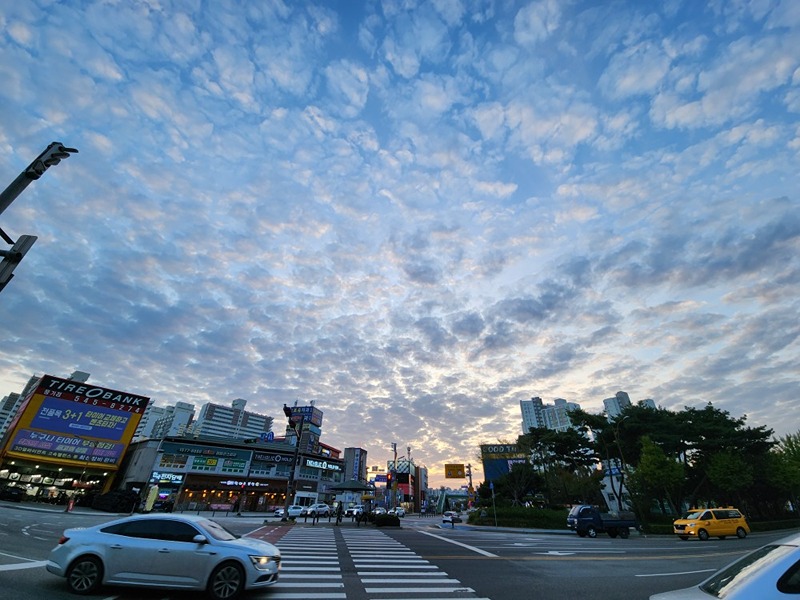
[
  {"xmin": 304, "ymin": 458, "xmax": 342, "ymax": 471},
  {"xmin": 253, "ymin": 452, "xmax": 294, "ymax": 464}
]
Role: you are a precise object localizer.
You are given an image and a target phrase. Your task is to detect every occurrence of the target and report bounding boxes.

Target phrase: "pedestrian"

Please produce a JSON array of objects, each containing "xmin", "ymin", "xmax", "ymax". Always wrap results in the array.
[{"xmin": 336, "ymin": 503, "xmax": 343, "ymax": 526}]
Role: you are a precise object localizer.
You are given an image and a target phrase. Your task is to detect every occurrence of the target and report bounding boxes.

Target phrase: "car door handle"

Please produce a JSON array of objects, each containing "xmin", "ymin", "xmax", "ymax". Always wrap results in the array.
[
  {"xmin": 110, "ymin": 544, "xmax": 124, "ymax": 550},
  {"xmin": 158, "ymin": 548, "xmax": 171, "ymax": 553}
]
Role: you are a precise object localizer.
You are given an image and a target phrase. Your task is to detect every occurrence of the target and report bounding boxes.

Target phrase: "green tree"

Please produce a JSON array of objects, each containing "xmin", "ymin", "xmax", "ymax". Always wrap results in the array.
[
  {"xmin": 707, "ymin": 451, "xmax": 753, "ymax": 506},
  {"xmin": 626, "ymin": 436, "xmax": 684, "ymax": 516}
]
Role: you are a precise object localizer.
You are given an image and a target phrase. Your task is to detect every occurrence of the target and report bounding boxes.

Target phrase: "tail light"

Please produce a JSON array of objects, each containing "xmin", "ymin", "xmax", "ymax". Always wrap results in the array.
[{"xmin": 58, "ymin": 535, "xmax": 70, "ymax": 545}]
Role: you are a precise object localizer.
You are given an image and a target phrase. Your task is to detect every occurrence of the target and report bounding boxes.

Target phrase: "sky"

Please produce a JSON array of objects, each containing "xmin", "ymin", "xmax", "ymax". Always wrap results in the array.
[{"xmin": 0, "ymin": 0, "xmax": 798, "ymax": 489}]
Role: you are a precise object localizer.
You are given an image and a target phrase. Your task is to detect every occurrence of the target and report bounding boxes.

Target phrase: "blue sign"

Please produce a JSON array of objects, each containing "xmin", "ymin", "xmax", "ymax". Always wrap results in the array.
[
  {"xmin": 260, "ymin": 431, "xmax": 274, "ymax": 442},
  {"xmin": 31, "ymin": 396, "xmax": 130, "ymax": 440}
]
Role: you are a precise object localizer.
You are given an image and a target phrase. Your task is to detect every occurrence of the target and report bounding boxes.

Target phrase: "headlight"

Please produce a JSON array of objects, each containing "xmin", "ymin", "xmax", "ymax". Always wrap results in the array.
[{"xmin": 250, "ymin": 555, "xmax": 276, "ymax": 570}]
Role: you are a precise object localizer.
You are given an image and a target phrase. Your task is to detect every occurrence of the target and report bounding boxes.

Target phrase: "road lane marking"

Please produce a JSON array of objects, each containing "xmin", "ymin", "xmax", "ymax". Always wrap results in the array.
[
  {"xmin": 636, "ymin": 568, "xmax": 717, "ymax": 577},
  {"xmin": 418, "ymin": 530, "xmax": 498, "ymax": 557},
  {"xmin": 0, "ymin": 560, "xmax": 48, "ymax": 571}
]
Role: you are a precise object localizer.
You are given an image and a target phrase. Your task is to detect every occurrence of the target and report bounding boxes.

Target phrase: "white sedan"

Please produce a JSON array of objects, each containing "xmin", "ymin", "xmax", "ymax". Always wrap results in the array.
[
  {"xmin": 46, "ymin": 513, "xmax": 281, "ymax": 600},
  {"xmin": 388, "ymin": 507, "xmax": 406, "ymax": 517},
  {"xmin": 650, "ymin": 530, "xmax": 800, "ymax": 599},
  {"xmin": 274, "ymin": 504, "xmax": 304, "ymax": 518},
  {"xmin": 442, "ymin": 510, "xmax": 463, "ymax": 524}
]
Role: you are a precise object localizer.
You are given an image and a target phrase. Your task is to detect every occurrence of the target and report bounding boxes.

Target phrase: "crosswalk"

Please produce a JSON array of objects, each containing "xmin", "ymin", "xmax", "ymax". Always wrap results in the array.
[{"xmin": 268, "ymin": 526, "xmax": 490, "ymax": 600}]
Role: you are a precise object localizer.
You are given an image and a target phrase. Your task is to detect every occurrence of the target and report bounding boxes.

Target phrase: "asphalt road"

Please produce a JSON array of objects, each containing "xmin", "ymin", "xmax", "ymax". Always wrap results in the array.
[{"xmin": 0, "ymin": 501, "xmax": 796, "ymax": 600}]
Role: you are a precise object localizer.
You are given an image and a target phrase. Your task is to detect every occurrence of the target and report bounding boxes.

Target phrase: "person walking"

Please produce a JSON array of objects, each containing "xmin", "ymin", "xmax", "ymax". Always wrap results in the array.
[{"xmin": 335, "ymin": 503, "xmax": 343, "ymax": 526}]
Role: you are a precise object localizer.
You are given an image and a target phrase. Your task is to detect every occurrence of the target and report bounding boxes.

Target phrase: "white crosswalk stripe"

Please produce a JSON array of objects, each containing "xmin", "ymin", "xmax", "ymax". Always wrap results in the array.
[{"xmin": 271, "ymin": 526, "xmax": 490, "ymax": 599}]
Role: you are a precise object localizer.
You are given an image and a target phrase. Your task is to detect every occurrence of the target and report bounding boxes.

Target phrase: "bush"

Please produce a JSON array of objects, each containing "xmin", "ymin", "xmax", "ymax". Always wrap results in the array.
[
  {"xmin": 467, "ymin": 506, "xmax": 568, "ymax": 529},
  {"xmin": 374, "ymin": 514, "xmax": 401, "ymax": 527}
]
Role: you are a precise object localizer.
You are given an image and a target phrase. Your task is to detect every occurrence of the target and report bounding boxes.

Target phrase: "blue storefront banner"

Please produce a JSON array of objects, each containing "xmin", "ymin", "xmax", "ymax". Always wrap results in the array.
[
  {"xmin": 10, "ymin": 429, "xmax": 125, "ymax": 464},
  {"xmin": 30, "ymin": 396, "xmax": 130, "ymax": 441}
]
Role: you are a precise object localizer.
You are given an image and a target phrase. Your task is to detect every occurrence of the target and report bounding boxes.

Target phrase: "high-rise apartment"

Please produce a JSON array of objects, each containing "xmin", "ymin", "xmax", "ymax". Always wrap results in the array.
[
  {"xmin": 520, "ymin": 396, "xmax": 580, "ymax": 433},
  {"xmin": 189, "ymin": 398, "xmax": 272, "ymax": 441},
  {"xmin": 603, "ymin": 391, "xmax": 632, "ymax": 419}
]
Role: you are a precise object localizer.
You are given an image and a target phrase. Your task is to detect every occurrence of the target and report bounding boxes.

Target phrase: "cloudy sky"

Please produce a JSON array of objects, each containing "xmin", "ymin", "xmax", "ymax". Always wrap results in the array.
[{"xmin": 1, "ymin": 0, "xmax": 798, "ymax": 487}]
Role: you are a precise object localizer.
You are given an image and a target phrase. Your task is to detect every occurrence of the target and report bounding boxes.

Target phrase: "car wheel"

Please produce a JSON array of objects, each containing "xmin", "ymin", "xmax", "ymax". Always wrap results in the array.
[
  {"xmin": 619, "ymin": 528, "xmax": 630, "ymax": 539},
  {"xmin": 66, "ymin": 555, "xmax": 103, "ymax": 594},
  {"xmin": 679, "ymin": 535, "xmax": 689, "ymax": 541},
  {"xmin": 698, "ymin": 529, "xmax": 709, "ymax": 541},
  {"xmin": 736, "ymin": 527, "xmax": 747, "ymax": 539},
  {"xmin": 207, "ymin": 561, "xmax": 245, "ymax": 600},
  {"xmin": 586, "ymin": 526, "xmax": 598, "ymax": 538}
]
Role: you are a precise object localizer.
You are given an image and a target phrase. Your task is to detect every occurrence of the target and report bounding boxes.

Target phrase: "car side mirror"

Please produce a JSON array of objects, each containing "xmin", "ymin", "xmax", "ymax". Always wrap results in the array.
[{"xmin": 193, "ymin": 534, "xmax": 209, "ymax": 544}]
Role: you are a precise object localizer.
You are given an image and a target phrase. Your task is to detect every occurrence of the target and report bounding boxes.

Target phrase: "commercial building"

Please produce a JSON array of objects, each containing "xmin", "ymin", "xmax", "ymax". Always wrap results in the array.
[
  {"xmin": 0, "ymin": 373, "xmax": 150, "ymax": 502},
  {"xmin": 117, "ymin": 432, "xmax": 345, "ymax": 512}
]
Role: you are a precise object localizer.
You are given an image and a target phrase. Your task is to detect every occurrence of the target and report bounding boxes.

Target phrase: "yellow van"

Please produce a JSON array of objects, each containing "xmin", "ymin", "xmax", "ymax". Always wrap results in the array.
[{"xmin": 673, "ymin": 507, "xmax": 750, "ymax": 541}]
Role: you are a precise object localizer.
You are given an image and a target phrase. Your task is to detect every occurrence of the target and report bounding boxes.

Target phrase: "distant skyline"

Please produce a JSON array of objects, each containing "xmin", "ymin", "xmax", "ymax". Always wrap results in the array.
[{"xmin": 1, "ymin": 1, "xmax": 799, "ymax": 488}]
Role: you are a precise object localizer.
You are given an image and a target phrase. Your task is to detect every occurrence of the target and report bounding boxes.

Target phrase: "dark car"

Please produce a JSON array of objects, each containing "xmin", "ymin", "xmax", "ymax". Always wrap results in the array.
[{"xmin": 0, "ymin": 485, "xmax": 26, "ymax": 502}]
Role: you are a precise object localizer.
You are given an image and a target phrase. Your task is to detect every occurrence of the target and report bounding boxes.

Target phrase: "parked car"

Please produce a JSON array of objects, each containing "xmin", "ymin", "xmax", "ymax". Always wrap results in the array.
[
  {"xmin": 46, "ymin": 513, "xmax": 281, "ymax": 600},
  {"xmin": 300, "ymin": 503, "xmax": 331, "ymax": 517},
  {"xmin": 672, "ymin": 507, "xmax": 749, "ymax": 541},
  {"xmin": 388, "ymin": 507, "xmax": 406, "ymax": 517},
  {"xmin": 442, "ymin": 511, "xmax": 462, "ymax": 524},
  {"xmin": 566, "ymin": 504, "xmax": 638, "ymax": 538},
  {"xmin": 374, "ymin": 506, "xmax": 387, "ymax": 515},
  {"xmin": 345, "ymin": 504, "xmax": 364, "ymax": 517},
  {"xmin": 274, "ymin": 505, "xmax": 304, "ymax": 518},
  {"xmin": 0, "ymin": 484, "xmax": 26, "ymax": 502},
  {"xmin": 650, "ymin": 530, "xmax": 800, "ymax": 599}
]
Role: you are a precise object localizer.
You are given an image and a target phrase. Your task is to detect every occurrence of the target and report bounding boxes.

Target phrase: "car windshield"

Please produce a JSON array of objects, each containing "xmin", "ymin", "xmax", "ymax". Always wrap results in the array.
[
  {"xmin": 700, "ymin": 545, "xmax": 795, "ymax": 597},
  {"xmin": 682, "ymin": 510, "xmax": 705, "ymax": 520},
  {"xmin": 198, "ymin": 519, "xmax": 238, "ymax": 541}
]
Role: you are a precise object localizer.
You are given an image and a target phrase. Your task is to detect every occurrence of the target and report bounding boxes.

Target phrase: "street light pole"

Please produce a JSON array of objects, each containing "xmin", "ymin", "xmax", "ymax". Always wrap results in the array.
[{"xmin": 280, "ymin": 405, "xmax": 304, "ymax": 521}]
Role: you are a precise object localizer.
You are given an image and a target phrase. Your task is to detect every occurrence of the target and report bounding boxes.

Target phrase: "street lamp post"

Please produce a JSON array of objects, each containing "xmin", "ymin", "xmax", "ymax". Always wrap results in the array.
[
  {"xmin": 612, "ymin": 415, "xmax": 631, "ymax": 511},
  {"xmin": 280, "ymin": 405, "xmax": 304, "ymax": 521}
]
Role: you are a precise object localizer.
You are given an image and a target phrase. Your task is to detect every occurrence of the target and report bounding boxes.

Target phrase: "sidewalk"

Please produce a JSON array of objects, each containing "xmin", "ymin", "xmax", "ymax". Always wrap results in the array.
[{"xmin": 0, "ymin": 500, "xmax": 577, "ymax": 535}]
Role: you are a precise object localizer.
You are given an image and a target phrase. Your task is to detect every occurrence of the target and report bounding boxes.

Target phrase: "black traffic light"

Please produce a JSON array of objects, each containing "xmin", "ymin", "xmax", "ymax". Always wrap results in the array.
[
  {"xmin": 0, "ymin": 234, "xmax": 37, "ymax": 292},
  {"xmin": 243, "ymin": 438, "xmax": 259, "ymax": 444},
  {"xmin": 25, "ymin": 142, "xmax": 78, "ymax": 180}
]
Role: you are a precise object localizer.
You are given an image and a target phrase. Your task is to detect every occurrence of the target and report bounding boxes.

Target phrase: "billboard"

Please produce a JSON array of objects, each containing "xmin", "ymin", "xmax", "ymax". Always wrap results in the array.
[
  {"xmin": 480, "ymin": 444, "xmax": 527, "ymax": 482},
  {"xmin": 0, "ymin": 375, "xmax": 149, "ymax": 469},
  {"xmin": 288, "ymin": 405, "xmax": 323, "ymax": 427}
]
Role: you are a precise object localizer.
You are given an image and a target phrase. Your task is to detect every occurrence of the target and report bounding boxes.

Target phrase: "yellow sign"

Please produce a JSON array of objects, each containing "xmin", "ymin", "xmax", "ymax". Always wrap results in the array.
[{"xmin": 444, "ymin": 463, "xmax": 465, "ymax": 478}]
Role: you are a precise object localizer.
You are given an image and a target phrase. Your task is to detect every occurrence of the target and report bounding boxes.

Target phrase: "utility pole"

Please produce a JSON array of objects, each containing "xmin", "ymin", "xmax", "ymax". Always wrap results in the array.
[{"xmin": 0, "ymin": 142, "xmax": 78, "ymax": 293}]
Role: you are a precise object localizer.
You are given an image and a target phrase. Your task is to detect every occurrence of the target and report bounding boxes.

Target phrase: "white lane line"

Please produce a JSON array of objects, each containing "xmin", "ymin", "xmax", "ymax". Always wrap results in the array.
[
  {"xmin": 0, "ymin": 560, "xmax": 48, "ymax": 571},
  {"xmin": 418, "ymin": 530, "xmax": 498, "ymax": 557},
  {"xmin": 636, "ymin": 568, "xmax": 717, "ymax": 578}
]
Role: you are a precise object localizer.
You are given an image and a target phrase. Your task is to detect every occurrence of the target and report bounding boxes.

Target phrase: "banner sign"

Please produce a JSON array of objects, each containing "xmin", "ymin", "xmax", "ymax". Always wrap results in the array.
[
  {"xmin": 0, "ymin": 375, "xmax": 148, "ymax": 468},
  {"xmin": 8, "ymin": 430, "xmax": 124, "ymax": 464},
  {"xmin": 160, "ymin": 442, "xmax": 250, "ymax": 460}
]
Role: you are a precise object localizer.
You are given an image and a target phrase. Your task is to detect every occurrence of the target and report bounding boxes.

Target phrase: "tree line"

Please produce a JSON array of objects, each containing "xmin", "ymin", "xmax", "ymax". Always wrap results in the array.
[{"xmin": 477, "ymin": 402, "xmax": 800, "ymax": 523}]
